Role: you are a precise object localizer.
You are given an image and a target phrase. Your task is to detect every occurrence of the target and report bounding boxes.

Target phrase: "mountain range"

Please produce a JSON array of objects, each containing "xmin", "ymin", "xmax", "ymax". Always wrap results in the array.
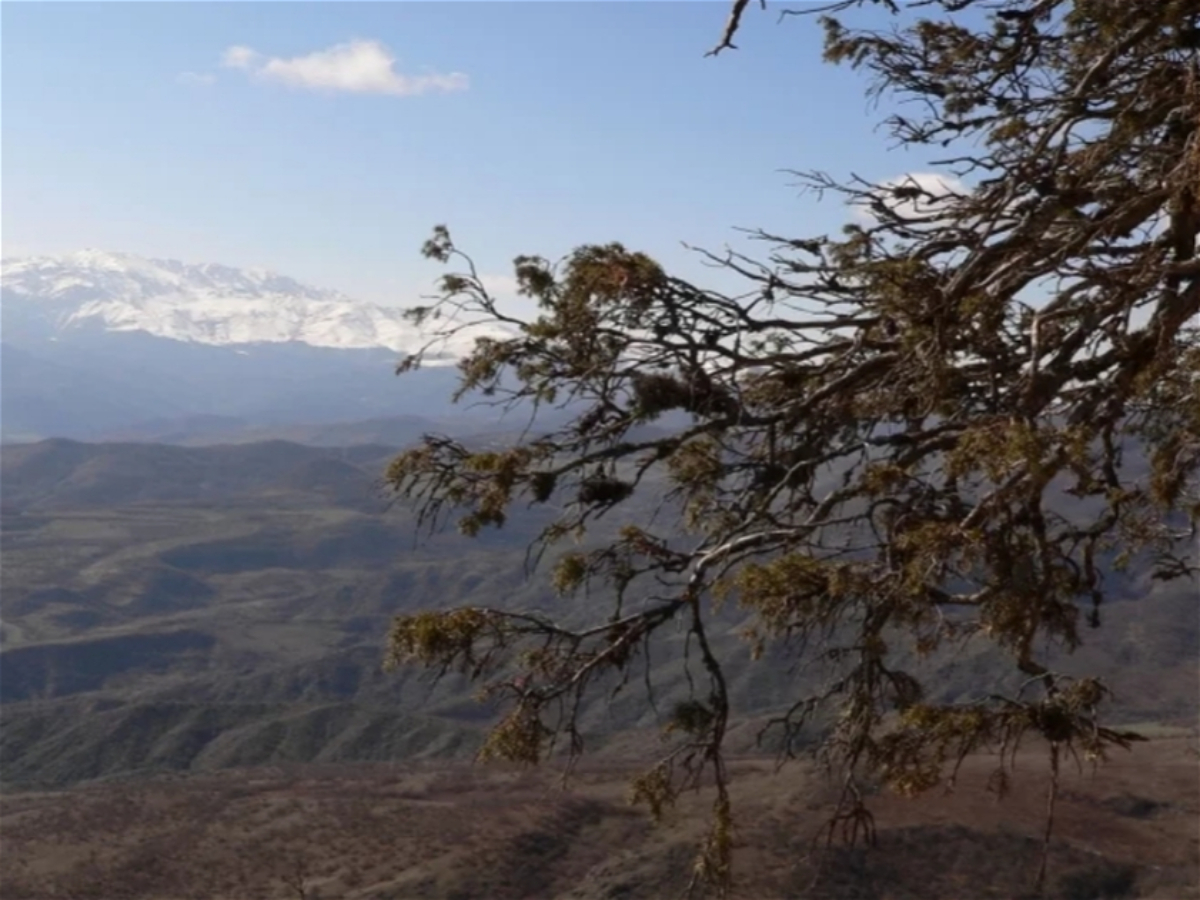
[
  {"xmin": 1, "ymin": 250, "xmax": 511, "ymax": 442},
  {"xmin": 1, "ymin": 249, "xmax": 498, "ymax": 355}
]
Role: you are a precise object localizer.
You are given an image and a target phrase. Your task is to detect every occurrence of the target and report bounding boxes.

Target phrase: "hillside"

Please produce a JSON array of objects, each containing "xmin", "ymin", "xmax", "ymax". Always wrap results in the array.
[{"xmin": 1, "ymin": 438, "xmax": 1196, "ymax": 793}]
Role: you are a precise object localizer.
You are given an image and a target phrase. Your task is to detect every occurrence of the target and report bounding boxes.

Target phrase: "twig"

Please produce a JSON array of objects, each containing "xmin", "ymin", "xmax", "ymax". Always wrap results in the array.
[{"xmin": 706, "ymin": 0, "xmax": 763, "ymax": 57}]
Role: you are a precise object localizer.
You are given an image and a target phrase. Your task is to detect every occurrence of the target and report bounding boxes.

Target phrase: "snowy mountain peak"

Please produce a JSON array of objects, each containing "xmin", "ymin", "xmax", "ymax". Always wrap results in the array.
[{"xmin": 1, "ymin": 250, "xmax": 506, "ymax": 357}]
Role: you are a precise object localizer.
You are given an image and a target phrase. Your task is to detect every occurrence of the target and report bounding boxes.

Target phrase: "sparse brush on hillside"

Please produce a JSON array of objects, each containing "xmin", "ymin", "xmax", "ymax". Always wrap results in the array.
[{"xmin": 384, "ymin": 0, "xmax": 1200, "ymax": 895}]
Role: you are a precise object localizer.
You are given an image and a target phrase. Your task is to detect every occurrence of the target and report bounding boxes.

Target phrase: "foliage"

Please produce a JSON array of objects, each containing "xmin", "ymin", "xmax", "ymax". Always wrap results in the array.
[{"xmin": 386, "ymin": 0, "xmax": 1200, "ymax": 894}]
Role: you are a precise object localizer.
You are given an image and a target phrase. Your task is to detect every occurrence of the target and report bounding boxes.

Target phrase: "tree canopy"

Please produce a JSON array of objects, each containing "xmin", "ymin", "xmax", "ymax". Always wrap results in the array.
[{"xmin": 385, "ymin": 0, "xmax": 1199, "ymax": 894}]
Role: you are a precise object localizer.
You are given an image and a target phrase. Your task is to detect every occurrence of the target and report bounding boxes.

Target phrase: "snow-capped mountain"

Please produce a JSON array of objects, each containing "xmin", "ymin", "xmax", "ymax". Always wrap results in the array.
[
  {"xmin": 1, "ymin": 249, "xmax": 500, "ymax": 357},
  {"xmin": 1, "ymin": 251, "xmax": 518, "ymax": 443}
]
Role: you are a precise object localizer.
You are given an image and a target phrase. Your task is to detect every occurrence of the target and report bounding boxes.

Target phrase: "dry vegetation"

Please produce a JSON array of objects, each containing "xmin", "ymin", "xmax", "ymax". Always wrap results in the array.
[
  {"xmin": 385, "ymin": 0, "xmax": 1200, "ymax": 888},
  {"xmin": 2, "ymin": 733, "xmax": 1195, "ymax": 900}
]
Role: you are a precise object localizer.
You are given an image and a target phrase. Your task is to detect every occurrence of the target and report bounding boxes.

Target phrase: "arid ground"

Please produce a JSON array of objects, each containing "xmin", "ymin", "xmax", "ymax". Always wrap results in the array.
[{"xmin": 3, "ymin": 728, "xmax": 1196, "ymax": 900}]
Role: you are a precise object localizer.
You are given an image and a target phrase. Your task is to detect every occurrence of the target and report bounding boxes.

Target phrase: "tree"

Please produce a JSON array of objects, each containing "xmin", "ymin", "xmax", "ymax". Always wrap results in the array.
[{"xmin": 385, "ymin": 0, "xmax": 1200, "ymax": 894}]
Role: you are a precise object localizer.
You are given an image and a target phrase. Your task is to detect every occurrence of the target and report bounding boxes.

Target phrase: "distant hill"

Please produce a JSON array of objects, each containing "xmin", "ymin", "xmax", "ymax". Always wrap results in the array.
[
  {"xmin": 0, "ymin": 438, "xmax": 392, "ymax": 510},
  {"xmin": 89, "ymin": 412, "xmax": 496, "ymax": 448},
  {"xmin": 1, "ymin": 438, "xmax": 1196, "ymax": 790},
  {"xmin": 0, "ymin": 333, "xmax": 479, "ymax": 442}
]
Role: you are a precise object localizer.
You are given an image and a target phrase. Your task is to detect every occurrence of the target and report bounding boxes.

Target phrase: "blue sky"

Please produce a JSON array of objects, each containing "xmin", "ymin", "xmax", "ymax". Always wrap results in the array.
[{"xmin": 4, "ymin": 2, "xmax": 931, "ymax": 310}]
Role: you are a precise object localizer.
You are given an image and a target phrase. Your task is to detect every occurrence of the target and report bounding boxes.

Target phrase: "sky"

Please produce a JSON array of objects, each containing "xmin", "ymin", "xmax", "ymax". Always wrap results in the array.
[{"xmin": 3, "ymin": 1, "xmax": 938, "ymax": 312}]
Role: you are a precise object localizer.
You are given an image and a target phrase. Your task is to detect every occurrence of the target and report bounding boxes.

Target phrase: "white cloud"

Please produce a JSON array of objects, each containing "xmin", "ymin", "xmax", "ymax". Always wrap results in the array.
[
  {"xmin": 851, "ymin": 172, "xmax": 969, "ymax": 225},
  {"xmin": 177, "ymin": 71, "xmax": 216, "ymax": 86},
  {"xmin": 221, "ymin": 45, "xmax": 260, "ymax": 70},
  {"xmin": 220, "ymin": 40, "xmax": 468, "ymax": 96}
]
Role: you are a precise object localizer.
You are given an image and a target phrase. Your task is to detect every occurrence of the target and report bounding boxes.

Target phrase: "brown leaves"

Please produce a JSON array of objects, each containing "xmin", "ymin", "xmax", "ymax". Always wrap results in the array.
[
  {"xmin": 478, "ymin": 705, "xmax": 553, "ymax": 765},
  {"xmin": 385, "ymin": 608, "xmax": 495, "ymax": 674}
]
